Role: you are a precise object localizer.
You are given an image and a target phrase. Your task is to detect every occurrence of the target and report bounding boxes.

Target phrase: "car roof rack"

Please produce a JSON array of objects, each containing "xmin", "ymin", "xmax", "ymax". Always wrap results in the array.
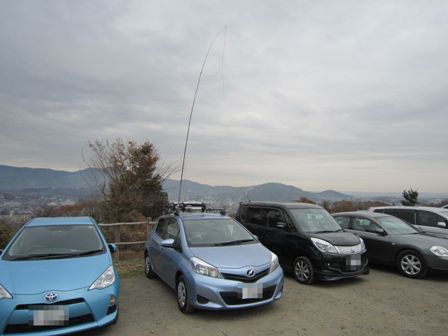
[{"xmin": 167, "ymin": 202, "xmax": 226, "ymax": 216}]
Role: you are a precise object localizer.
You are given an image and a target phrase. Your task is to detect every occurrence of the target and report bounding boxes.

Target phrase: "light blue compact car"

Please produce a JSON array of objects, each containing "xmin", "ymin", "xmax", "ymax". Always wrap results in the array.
[
  {"xmin": 0, "ymin": 217, "xmax": 119, "ymax": 335},
  {"xmin": 144, "ymin": 212, "xmax": 284, "ymax": 313}
]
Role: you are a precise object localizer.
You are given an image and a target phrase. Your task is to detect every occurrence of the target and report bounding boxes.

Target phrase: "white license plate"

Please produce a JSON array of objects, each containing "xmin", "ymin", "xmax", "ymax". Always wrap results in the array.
[
  {"xmin": 33, "ymin": 306, "xmax": 68, "ymax": 326},
  {"xmin": 241, "ymin": 284, "xmax": 263, "ymax": 299},
  {"xmin": 346, "ymin": 255, "xmax": 361, "ymax": 270}
]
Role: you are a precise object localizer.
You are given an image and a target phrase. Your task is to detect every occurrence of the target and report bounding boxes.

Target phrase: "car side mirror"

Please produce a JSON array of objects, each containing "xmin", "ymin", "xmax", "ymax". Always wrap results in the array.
[
  {"xmin": 161, "ymin": 238, "xmax": 175, "ymax": 248},
  {"xmin": 276, "ymin": 222, "xmax": 287, "ymax": 230},
  {"xmin": 437, "ymin": 222, "xmax": 447, "ymax": 228},
  {"xmin": 108, "ymin": 244, "xmax": 117, "ymax": 254}
]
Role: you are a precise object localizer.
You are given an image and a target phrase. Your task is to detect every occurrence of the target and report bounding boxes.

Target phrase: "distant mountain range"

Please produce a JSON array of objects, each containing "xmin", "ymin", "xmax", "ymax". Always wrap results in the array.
[
  {"xmin": 0, "ymin": 165, "xmax": 352, "ymax": 204},
  {"xmin": 0, "ymin": 165, "xmax": 102, "ymax": 190},
  {"xmin": 163, "ymin": 179, "xmax": 352, "ymax": 204}
]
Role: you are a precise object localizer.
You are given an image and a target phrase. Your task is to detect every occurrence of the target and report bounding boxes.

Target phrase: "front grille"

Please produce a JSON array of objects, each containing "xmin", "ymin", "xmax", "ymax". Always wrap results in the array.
[
  {"xmin": 220, "ymin": 285, "xmax": 276, "ymax": 305},
  {"xmin": 336, "ymin": 244, "xmax": 362, "ymax": 255},
  {"xmin": 221, "ymin": 268, "xmax": 270, "ymax": 283},
  {"xmin": 15, "ymin": 298, "xmax": 85, "ymax": 310},
  {"xmin": 4, "ymin": 314, "xmax": 94, "ymax": 334}
]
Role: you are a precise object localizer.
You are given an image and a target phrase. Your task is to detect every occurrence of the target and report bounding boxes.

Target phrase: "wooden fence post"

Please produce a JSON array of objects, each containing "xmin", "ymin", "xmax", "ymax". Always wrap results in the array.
[{"xmin": 114, "ymin": 224, "xmax": 120, "ymax": 261}]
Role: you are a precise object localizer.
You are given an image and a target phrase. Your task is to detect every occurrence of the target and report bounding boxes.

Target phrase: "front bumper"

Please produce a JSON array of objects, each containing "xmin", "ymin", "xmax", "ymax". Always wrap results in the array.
[
  {"xmin": 0, "ymin": 282, "xmax": 119, "ymax": 336},
  {"xmin": 426, "ymin": 255, "xmax": 448, "ymax": 272},
  {"xmin": 314, "ymin": 252, "xmax": 369, "ymax": 281},
  {"xmin": 185, "ymin": 266, "xmax": 284, "ymax": 310}
]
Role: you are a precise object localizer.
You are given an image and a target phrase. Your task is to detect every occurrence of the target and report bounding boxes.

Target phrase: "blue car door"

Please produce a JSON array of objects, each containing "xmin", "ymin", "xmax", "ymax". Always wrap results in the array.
[
  {"xmin": 157, "ymin": 218, "xmax": 181, "ymax": 288},
  {"xmin": 150, "ymin": 218, "xmax": 168, "ymax": 275}
]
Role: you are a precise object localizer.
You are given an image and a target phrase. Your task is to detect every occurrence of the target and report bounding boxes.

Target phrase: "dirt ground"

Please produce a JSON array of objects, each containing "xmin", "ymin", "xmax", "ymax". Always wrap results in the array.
[{"xmin": 81, "ymin": 266, "xmax": 447, "ymax": 336}]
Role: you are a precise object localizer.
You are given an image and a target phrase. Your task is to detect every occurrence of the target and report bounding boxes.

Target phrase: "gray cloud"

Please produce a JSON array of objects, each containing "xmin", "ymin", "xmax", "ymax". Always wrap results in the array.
[{"xmin": 1, "ymin": 0, "xmax": 447, "ymax": 192}]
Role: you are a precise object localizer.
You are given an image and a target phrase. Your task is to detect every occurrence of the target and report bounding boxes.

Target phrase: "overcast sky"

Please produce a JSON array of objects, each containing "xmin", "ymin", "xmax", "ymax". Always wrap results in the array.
[{"xmin": 1, "ymin": 0, "xmax": 447, "ymax": 192}]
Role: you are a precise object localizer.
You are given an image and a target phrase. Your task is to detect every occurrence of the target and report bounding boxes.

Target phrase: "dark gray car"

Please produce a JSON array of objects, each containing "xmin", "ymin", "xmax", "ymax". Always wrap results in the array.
[{"xmin": 333, "ymin": 211, "xmax": 448, "ymax": 279}]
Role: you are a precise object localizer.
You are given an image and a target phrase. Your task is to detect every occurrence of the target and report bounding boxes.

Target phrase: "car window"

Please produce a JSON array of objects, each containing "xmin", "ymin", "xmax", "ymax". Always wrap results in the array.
[
  {"xmin": 266, "ymin": 209, "xmax": 285, "ymax": 228},
  {"xmin": 155, "ymin": 218, "xmax": 167, "ymax": 238},
  {"xmin": 376, "ymin": 216, "xmax": 418, "ymax": 234},
  {"xmin": 352, "ymin": 218, "xmax": 383, "ymax": 233},
  {"xmin": 334, "ymin": 216, "xmax": 350, "ymax": 229},
  {"xmin": 383, "ymin": 209, "xmax": 415, "ymax": 224},
  {"xmin": 4, "ymin": 225, "xmax": 105, "ymax": 260},
  {"xmin": 183, "ymin": 218, "xmax": 256, "ymax": 247},
  {"xmin": 165, "ymin": 218, "xmax": 179, "ymax": 239},
  {"xmin": 290, "ymin": 208, "xmax": 341, "ymax": 233},
  {"xmin": 247, "ymin": 207, "xmax": 267, "ymax": 226},
  {"xmin": 417, "ymin": 211, "xmax": 447, "ymax": 228}
]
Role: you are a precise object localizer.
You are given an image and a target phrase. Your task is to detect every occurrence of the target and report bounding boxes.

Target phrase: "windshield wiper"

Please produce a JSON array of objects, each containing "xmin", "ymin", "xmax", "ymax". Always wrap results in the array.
[
  {"xmin": 213, "ymin": 239, "xmax": 255, "ymax": 246},
  {"xmin": 312, "ymin": 229, "xmax": 342, "ymax": 234},
  {"xmin": 10, "ymin": 250, "xmax": 104, "ymax": 261}
]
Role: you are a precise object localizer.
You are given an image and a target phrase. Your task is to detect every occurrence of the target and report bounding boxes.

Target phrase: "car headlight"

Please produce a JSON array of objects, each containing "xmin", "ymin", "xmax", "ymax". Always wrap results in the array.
[
  {"xmin": 191, "ymin": 257, "xmax": 222, "ymax": 278},
  {"xmin": 311, "ymin": 237, "xmax": 339, "ymax": 254},
  {"xmin": 89, "ymin": 265, "xmax": 116, "ymax": 290},
  {"xmin": 430, "ymin": 246, "xmax": 448, "ymax": 258},
  {"xmin": 269, "ymin": 252, "xmax": 280, "ymax": 273},
  {"xmin": 359, "ymin": 237, "xmax": 365, "ymax": 250},
  {"xmin": 0, "ymin": 284, "xmax": 12, "ymax": 300}
]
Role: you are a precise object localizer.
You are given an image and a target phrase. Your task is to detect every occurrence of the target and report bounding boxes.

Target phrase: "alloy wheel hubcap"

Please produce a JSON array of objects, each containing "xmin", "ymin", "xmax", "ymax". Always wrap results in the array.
[
  {"xmin": 177, "ymin": 282, "xmax": 186, "ymax": 307},
  {"xmin": 295, "ymin": 260, "xmax": 310, "ymax": 282},
  {"xmin": 401, "ymin": 255, "xmax": 421, "ymax": 275}
]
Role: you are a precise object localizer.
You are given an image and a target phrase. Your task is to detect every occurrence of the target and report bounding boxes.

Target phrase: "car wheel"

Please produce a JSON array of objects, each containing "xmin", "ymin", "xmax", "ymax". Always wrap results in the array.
[
  {"xmin": 293, "ymin": 256, "xmax": 315, "ymax": 284},
  {"xmin": 144, "ymin": 253, "xmax": 156, "ymax": 279},
  {"xmin": 176, "ymin": 276, "xmax": 194, "ymax": 314},
  {"xmin": 396, "ymin": 250, "xmax": 427, "ymax": 279}
]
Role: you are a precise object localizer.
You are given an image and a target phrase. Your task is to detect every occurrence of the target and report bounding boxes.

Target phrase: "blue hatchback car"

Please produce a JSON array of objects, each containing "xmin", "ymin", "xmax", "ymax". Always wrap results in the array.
[
  {"xmin": 0, "ymin": 217, "xmax": 119, "ymax": 335},
  {"xmin": 144, "ymin": 212, "xmax": 284, "ymax": 313}
]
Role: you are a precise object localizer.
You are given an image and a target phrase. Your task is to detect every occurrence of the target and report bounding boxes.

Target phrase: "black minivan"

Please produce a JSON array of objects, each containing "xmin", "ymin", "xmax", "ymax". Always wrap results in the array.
[{"xmin": 236, "ymin": 202, "xmax": 369, "ymax": 284}]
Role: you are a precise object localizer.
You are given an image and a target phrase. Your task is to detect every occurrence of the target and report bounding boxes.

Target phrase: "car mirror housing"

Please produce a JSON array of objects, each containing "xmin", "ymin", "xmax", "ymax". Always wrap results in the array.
[
  {"xmin": 276, "ymin": 222, "xmax": 287, "ymax": 230},
  {"xmin": 161, "ymin": 238, "xmax": 175, "ymax": 248},
  {"xmin": 437, "ymin": 222, "xmax": 447, "ymax": 228},
  {"xmin": 108, "ymin": 244, "xmax": 117, "ymax": 254}
]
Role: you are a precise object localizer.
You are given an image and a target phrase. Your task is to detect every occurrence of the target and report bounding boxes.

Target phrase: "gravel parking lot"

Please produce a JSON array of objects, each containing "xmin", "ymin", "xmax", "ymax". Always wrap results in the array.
[{"xmin": 81, "ymin": 267, "xmax": 447, "ymax": 336}]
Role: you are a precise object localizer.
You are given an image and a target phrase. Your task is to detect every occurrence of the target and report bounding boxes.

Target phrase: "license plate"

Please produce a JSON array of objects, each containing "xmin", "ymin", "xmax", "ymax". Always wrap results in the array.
[
  {"xmin": 241, "ymin": 284, "xmax": 263, "ymax": 299},
  {"xmin": 346, "ymin": 255, "xmax": 361, "ymax": 270},
  {"xmin": 32, "ymin": 306, "xmax": 68, "ymax": 326}
]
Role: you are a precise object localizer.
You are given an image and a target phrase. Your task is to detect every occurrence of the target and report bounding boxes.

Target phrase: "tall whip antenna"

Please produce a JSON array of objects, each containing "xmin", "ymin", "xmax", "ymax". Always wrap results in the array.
[{"xmin": 177, "ymin": 26, "xmax": 227, "ymax": 205}]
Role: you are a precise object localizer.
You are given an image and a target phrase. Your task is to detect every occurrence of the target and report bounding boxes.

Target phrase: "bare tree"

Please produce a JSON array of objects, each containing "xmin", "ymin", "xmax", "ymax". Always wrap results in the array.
[{"xmin": 87, "ymin": 139, "xmax": 173, "ymax": 222}]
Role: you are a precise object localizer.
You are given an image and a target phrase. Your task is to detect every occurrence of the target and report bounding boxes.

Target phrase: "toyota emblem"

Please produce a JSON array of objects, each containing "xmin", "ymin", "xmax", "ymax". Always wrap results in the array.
[
  {"xmin": 246, "ymin": 268, "xmax": 256, "ymax": 277},
  {"xmin": 44, "ymin": 293, "xmax": 59, "ymax": 303}
]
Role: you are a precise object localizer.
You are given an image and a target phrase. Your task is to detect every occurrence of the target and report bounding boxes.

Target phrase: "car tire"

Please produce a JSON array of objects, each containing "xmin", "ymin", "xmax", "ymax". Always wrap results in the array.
[
  {"xmin": 293, "ymin": 256, "xmax": 315, "ymax": 284},
  {"xmin": 396, "ymin": 250, "xmax": 428, "ymax": 279},
  {"xmin": 176, "ymin": 276, "xmax": 194, "ymax": 314},
  {"xmin": 144, "ymin": 252, "xmax": 157, "ymax": 279}
]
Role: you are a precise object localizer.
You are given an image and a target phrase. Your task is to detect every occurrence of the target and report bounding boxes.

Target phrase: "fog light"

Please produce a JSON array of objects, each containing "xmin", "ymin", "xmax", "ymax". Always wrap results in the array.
[{"xmin": 109, "ymin": 296, "xmax": 116, "ymax": 307}]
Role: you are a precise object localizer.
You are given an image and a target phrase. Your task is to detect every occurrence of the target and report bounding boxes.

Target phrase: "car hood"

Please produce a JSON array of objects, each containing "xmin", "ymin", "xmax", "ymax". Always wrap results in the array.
[
  {"xmin": 394, "ymin": 233, "xmax": 448, "ymax": 248},
  {"xmin": 189, "ymin": 243, "xmax": 271, "ymax": 269},
  {"xmin": 310, "ymin": 232, "xmax": 361, "ymax": 246},
  {"xmin": 0, "ymin": 253, "xmax": 111, "ymax": 295}
]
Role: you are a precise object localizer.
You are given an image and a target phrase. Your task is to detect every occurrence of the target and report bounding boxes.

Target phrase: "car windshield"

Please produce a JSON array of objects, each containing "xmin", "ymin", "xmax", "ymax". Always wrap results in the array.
[
  {"xmin": 289, "ymin": 208, "xmax": 342, "ymax": 233},
  {"xmin": 4, "ymin": 225, "xmax": 105, "ymax": 261},
  {"xmin": 376, "ymin": 216, "xmax": 418, "ymax": 235},
  {"xmin": 439, "ymin": 210, "xmax": 448, "ymax": 217},
  {"xmin": 183, "ymin": 218, "xmax": 257, "ymax": 247}
]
